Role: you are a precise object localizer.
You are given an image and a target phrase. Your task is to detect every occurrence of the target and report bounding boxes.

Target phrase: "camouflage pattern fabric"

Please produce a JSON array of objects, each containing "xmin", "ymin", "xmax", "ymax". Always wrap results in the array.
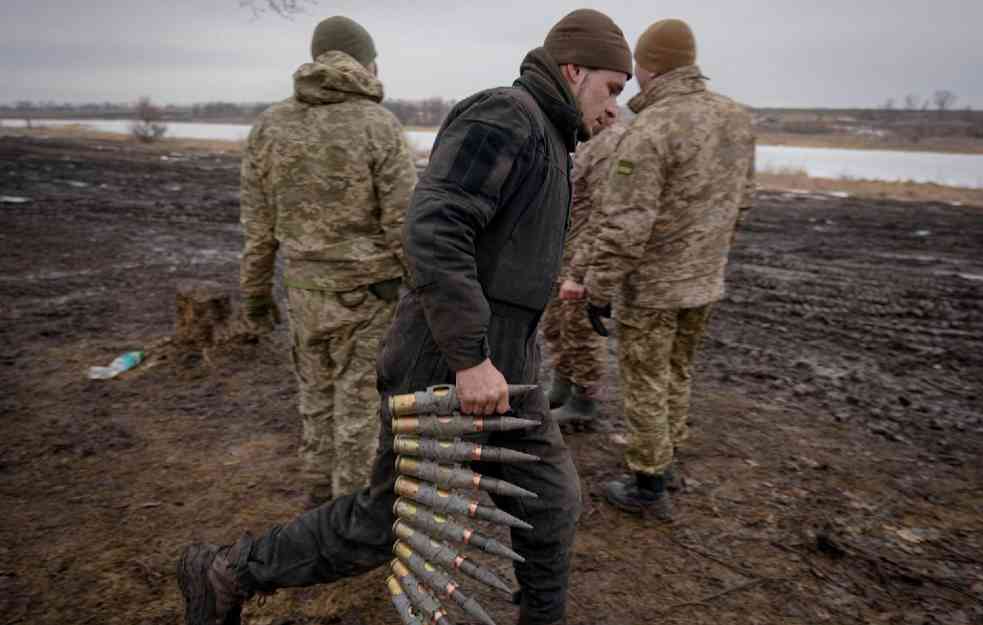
[
  {"xmin": 542, "ymin": 123, "xmax": 625, "ymax": 393},
  {"xmin": 617, "ymin": 304, "xmax": 712, "ymax": 475},
  {"xmin": 563, "ymin": 122, "xmax": 626, "ymax": 284},
  {"xmin": 584, "ymin": 64, "xmax": 755, "ymax": 310},
  {"xmin": 239, "ymin": 50, "xmax": 416, "ymax": 497},
  {"xmin": 289, "ymin": 286, "xmax": 397, "ymax": 497},
  {"xmin": 541, "ymin": 298, "xmax": 606, "ymax": 393},
  {"xmin": 240, "ymin": 51, "xmax": 417, "ymax": 298}
]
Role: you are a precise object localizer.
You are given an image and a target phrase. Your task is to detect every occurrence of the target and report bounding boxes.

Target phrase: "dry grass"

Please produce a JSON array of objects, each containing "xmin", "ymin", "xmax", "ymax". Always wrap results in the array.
[
  {"xmin": 758, "ymin": 171, "xmax": 983, "ymax": 207},
  {"xmin": 758, "ymin": 131, "xmax": 983, "ymax": 155},
  {"xmin": 0, "ymin": 124, "xmax": 245, "ymax": 155}
]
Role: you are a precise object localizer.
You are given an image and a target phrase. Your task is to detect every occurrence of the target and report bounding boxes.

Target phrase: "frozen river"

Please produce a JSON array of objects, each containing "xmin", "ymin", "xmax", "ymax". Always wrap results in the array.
[{"xmin": 5, "ymin": 118, "xmax": 982, "ymax": 189}]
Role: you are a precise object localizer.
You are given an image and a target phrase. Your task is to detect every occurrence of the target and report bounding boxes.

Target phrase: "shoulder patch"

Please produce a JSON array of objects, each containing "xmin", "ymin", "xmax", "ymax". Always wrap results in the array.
[{"xmin": 615, "ymin": 159, "xmax": 635, "ymax": 176}]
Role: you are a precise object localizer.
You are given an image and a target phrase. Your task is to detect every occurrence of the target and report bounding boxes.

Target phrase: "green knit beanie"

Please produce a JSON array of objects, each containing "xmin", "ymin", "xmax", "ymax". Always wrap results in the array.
[{"xmin": 310, "ymin": 16, "xmax": 377, "ymax": 67}]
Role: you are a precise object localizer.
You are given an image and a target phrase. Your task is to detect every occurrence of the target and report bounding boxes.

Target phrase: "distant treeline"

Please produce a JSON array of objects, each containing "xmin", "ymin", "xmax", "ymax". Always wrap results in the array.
[
  {"xmin": 0, "ymin": 98, "xmax": 456, "ymax": 128},
  {"xmin": 4, "ymin": 99, "xmax": 981, "ymax": 141}
]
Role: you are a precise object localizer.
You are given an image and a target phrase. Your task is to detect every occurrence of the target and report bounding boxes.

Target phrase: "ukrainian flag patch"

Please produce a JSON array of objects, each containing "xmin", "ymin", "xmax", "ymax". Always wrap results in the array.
[{"xmin": 616, "ymin": 159, "xmax": 634, "ymax": 176}]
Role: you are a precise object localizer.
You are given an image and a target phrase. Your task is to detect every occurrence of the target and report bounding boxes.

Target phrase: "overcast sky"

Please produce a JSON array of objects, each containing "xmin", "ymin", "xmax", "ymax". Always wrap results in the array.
[{"xmin": 3, "ymin": 0, "xmax": 981, "ymax": 109}]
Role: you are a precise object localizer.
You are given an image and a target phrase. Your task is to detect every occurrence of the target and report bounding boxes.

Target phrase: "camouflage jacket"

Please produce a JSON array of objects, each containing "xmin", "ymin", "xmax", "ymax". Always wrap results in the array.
[
  {"xmin": 240, "ymin": 51, "xmax": 417, "ymax": 296},
  {"xmin": 584, "ymin": 65, "xmax": 755, "ymax": 310},
  {"xmin": 565, "ymin": 122, "xmax": 627, "ymax": 284}
]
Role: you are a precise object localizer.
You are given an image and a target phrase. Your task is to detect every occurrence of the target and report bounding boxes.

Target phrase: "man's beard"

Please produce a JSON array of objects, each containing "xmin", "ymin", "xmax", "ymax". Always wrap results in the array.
[{"xmin": 575, "ymin": 72, "xmax": 598, "ymax": 138}]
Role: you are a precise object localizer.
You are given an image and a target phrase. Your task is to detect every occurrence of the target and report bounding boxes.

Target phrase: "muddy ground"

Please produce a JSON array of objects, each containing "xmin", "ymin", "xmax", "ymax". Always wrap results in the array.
[{"xmin": 1, "ymin": 133, "xmax": 981, "ymax": 625}]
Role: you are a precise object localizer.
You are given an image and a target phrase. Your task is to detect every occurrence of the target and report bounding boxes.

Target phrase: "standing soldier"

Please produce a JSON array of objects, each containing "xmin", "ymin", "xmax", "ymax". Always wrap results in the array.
[
  {"xmin": 582, "ymin": 19, "xmax": 756, "ymax": 518},
  {"xmin": 178, "ymin": 9, "xmax": 631, "ymax": 625},
  {"xmin": 239, "ymin": 16, "xmax": 417, "ymax": 505},
  {"xmin": 542, "ymin": 111, "xmax": 626, "ymax": 424}
]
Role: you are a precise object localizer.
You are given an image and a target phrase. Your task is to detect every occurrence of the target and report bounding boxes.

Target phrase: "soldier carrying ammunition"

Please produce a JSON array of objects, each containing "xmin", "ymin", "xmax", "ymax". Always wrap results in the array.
[
  {"xmin": 177, "ymin": 9, "xmax": 633, "ymax": 625},
  {"xmin": 237, "ymin": 16, "xmax": 417, "ymax": 506}
]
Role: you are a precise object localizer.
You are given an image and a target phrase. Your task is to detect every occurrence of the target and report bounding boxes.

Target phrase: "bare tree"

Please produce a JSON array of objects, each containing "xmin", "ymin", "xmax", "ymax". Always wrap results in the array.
[
  {"xmin": 932, "ymin": 90, "xmax": 958, "ymax": 118},
  {"xmin": 903, "ymin": 94, "xmax": 921, "ymax": 110},
  {"xmin": 882, "ymin": 97, "xmax": 895, "ymax": 110},
  {"xmin": 239, "ymin": 0, "xmax": 316, "ymax": 17},
  {"xmin": 130, "ymin": 97, "xmax": 168, "ymax": 142},
  {"xmin": 15, "ymin": 100, "xmax": 35, "ymax": 129}
]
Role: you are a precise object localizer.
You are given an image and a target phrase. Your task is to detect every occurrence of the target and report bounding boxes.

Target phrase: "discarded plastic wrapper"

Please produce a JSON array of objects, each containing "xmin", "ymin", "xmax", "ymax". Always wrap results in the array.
[{"xmin": 87, "ymin": 350, "xmax": 144, "ymax": 380}]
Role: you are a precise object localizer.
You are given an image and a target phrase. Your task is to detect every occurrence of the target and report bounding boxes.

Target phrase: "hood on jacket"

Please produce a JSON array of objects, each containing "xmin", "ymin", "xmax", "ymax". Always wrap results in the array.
[
  {"xmin": 293, "ymin": 50, "xmax": 384, "ymax": 105},
  {"xmin": 628, "ymin": 64, "xmax": 707, "ymax": 114}
]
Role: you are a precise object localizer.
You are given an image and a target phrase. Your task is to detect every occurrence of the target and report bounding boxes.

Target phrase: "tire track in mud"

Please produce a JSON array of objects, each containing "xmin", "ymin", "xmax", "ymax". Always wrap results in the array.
[{"xmin": 707, "ymin": 193, "xmax": 983, "ymax": 451}]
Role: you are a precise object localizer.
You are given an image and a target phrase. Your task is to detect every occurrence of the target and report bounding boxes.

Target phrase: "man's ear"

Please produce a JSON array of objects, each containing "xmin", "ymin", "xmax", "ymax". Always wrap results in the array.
[{"xmin": 560, "ymin": 64, "xmax": 585, "ymax": 87}]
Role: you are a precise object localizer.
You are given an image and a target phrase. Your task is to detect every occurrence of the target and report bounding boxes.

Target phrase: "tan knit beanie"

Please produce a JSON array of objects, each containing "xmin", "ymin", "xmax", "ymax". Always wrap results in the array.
[
  {"xmin": 310, "ymin": 16, "xmax": 377, "ymax": 67},
  {"xmin": 544, "ymin": 9, "xmax": 632, "ymax": 77},
  {"xmin": 635, "ymin": 19, "xmax": 696, "ymax": 75}
]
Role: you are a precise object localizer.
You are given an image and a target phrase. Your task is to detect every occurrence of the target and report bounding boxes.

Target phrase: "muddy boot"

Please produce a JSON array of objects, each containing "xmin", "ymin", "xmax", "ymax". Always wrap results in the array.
[
  {"xmin": 551, "ymin": 385, "xmax": 599, "ymax": 425},
  {"xmin": 605, "ymin": 472, "xmax": 672, "ymax": 521},
  {"xmin": 177, "ymin": 540, "xmax": 252, "ymax": 625},
  {"xmin": 547, "ymin": 375, "xmax": 572, "ymax": 409}
]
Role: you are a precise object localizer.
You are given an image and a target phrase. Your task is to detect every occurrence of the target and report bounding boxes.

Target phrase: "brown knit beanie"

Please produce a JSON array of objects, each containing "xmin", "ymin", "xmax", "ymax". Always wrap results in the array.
[
  {"xmin": 310, "ymin": 16, "xmax": 377, "ymax": 67},
  {"xmin": 544, "ymin": 9, "xmax": 632, "ymax": 77},
  {"xmin": 635, "ymin": 19, "xmax": 696, "ymax": 75}
]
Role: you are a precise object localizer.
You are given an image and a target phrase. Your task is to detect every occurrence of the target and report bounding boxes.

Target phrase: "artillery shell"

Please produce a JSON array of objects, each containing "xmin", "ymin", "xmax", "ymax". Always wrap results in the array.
[
  {"xmin": 389, "ymin": 384, "xmax": 539, "ymax": 417},
  {"xmin": 392, "ymin": 415, "xmax": 540, "ymax": 437},
  {"xmin": 387, "ymin": 575, "xmax": 425, "ymax": 625},
  {"xmin": 395, "ymin": 477, "xmax": 532, "ymax": 530},
  {"xmin": 394, "ymin": 436, "xmax": 540, "ymax": 464},
  {"xmin": 390, "ymin": 560, "xmax": 453, "ymax": 625},
  {"xmin": 393, "ymin": 499, "xmax": 525, "ymax": 562},
  {"xmin": 393, "ymin": 523, "xmax": 513, "ymax": 594},
  {"xmin": 396, "ymin": 457, "xmax": 538, "ymax": 499},
  {"xmin": 394, "ymin": 541, "xmax": 498, "ymax": 625}
]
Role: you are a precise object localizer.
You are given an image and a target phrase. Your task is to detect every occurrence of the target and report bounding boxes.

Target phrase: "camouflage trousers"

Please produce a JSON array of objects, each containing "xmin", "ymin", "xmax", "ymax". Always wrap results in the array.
[
  {"xmin": 541, "ymin": 297, "xmax": 606, "ymax": 394},
  {"xmin": 617, "ymin": 304, "xmax": 713, "ymax": 475},
  {"xmin": 287, "ymin": 285, "xmax": 397, "ymax": 499}
]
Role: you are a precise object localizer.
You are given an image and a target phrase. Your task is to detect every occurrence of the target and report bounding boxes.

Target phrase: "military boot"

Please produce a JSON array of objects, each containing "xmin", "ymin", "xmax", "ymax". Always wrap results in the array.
[
  {"xmin": 551, "ymin": 384, "xmax": 599, "ymax": 424},
  {"xmin": 547, "ymin": 375, "xmax": 572, "ymax": 409},
  {"xmin": 605, "ymin": 472, "xmax": 672, "ymax": 521},
  {"xmin": 177, "ymin": 540, "xmax": 252, "ymax": 625}
]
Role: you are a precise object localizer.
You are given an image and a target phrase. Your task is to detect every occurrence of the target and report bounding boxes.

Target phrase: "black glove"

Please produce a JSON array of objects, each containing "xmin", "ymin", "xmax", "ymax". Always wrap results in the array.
[
  {"xmin": 586, "ymin": 302, "xmax": 612, "ymax": 337},
  {"xmin": 243, "ymin": 295, "xmax": 281, "ymax": 331}
]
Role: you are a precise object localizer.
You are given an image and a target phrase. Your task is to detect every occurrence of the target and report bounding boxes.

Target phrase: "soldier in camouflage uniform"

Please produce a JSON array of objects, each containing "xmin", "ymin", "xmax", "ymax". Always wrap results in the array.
[
  {"xmin": 581, "ymin": 19, "xmax": 756, "ymax": 518},
  {"xmin": 239, "ymin": 16, "xmax": 417, "ymax": 504},
  {"xmin": 541, "ymin": 114, "xmax": 626, "ymax": 424}
]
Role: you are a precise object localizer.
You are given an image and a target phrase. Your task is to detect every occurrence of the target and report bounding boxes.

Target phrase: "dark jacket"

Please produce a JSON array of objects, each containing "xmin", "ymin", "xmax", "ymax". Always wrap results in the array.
[{"xmin": 401, "ymin": 47, "xmax": 585, "ymax": 372}]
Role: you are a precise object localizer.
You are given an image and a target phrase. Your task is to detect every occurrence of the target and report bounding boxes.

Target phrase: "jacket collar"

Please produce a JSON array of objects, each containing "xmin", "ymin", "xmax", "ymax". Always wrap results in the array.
[
  {"xmin": 628, "ymin": 64, "xmax": 707, "ymax": 114},
  {"xmin": 513, "ymin": 47, "xmax": 587, "ymax": 152}
]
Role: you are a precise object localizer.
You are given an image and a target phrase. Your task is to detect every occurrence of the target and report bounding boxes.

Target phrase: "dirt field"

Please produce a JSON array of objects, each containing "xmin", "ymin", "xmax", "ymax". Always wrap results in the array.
[{"xmin": 1, "ymin": 134, "xmax": 981, "ymax": 625}]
